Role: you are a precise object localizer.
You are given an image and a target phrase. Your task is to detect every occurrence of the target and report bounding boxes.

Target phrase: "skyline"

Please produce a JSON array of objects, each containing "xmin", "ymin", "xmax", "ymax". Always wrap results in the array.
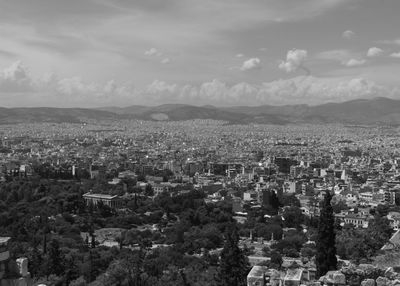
[{"xmin": 1, "ymin": 0, "xmax": 400, "ymax": 107}]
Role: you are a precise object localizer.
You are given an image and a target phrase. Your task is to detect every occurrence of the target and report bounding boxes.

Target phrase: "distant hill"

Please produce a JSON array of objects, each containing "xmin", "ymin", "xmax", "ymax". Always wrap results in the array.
[
  {"xmin": 0, "ymin": 107, "xmax": 117, "ymax": 124},
  {"xmin": 2, "ymin": 97, "xmax": 400, "ymax": 125}
]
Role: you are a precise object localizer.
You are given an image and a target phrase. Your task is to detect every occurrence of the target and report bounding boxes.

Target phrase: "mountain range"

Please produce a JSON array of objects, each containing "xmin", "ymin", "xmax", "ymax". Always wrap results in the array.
[{"xmin": 1, "ymin": 97, "xmax": 400, "ymax": 125}]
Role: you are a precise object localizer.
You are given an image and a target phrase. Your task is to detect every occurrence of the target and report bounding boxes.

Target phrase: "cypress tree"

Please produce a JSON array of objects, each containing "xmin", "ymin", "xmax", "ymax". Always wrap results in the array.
[
  {"xmin": 217, "ymin": 224, "xmax": 250, "ymax": 286},
  {"xmin": 48, "ymin": 238, "xmax": 65, "ymax": 276},
  {"xmin": 316, "ymin": 190, "xmax": 337, "ymax": 278},
  {"xmin": 91, "ymin": 234, "xmax": 96, "ymax": 248},
  {"xmin": 28, "ymin": 245, "xmax": 43, "ymax": 278}
]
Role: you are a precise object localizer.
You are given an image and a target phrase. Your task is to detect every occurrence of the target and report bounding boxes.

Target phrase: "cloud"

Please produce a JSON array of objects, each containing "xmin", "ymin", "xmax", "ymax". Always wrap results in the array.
[
  {"xmin": 144, "ymin": 48, "xmax": 162, "ymax": 57},
  {"xmin": 240, "ymin": 58, "xmax": 262, "ymax": 71},
  {"xmin": 235, "ymin": 53, "xmax": 244, "ymax": 58},
  {"xmin": 145, "ymin": 80, "xmax": 177, "ymax": 94},
  {"xmin": 0, "ymin": 61, "xmax": 395, "ymax": 107},
  {"xmin": 390, "ymin": 52, "xmax": 400, "ymax": 58},
  {"xmin": 0, "ymin": 49, "xmax": 16, "ymax": 58},
  {"xmin": 378, "ymin": 38, "xmax": 400, "ymax": 46},
  {"xmin": 161, "ymin": 58, "xmax": 170, "ymax": 64},
  {"xmin": 367, "ymin": 47, "xmax": 383, "ymax": 57},
  {"xmin": 316, "ymin": 50, "xmax": 367, "ymax": 67},
  {"xmin": 0, "ymin": 61, "xmax": 136, "ymax": 106},
  {"xmin": 137, "ymin": 76, "xmax": 390, "ymax": 106},
  {"xmin": 279, "ymin": 49, "xmax": 308, "ymax": 73},
  {"xmin": 316, "ymin": 49, "xmax": 351, "ymax": 62},
  {"xmin": 57, "ymin": 77, "xmax": 98, "ymax": 95},
  {"xmin": 344, "ymin": 58, "xmax": 366, "ymax": 67},
  {"xmin": 0, "ymin": 61, "xmax": 33, "ymax": 92},
  {"xmin": 342, "ymin": 30, "xmax": 355, "ymax": 39},
  {"xmin": 256, "ymin": 76, "xmax": 387, "ymax": 105}
]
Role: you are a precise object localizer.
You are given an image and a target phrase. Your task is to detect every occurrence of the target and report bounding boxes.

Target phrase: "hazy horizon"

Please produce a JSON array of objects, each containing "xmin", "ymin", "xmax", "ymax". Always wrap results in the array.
[
  {"xmin": 1, "ymin": 96, "xmax": 394, "ymax": 110},
  {"xmin": 1, "ymin": 0, "xmax": 400, "ymax": 107}
]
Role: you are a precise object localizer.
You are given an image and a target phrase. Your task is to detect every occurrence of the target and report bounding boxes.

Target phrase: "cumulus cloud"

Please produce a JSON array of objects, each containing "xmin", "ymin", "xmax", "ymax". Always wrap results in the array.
[
  {"xmin": 279, "ymin": 49, "xmax": 309, "ymax": 74},
  {"xmin": 161, "ymin": 58, "xmax": 170, "ymax": 64},
  {"xmin": 240, "ymin": 58, "xmax": 262, "ymax": 71},
  {"xmin": 235, "ymin": 53, "xmax": 244, "ymax": 58},
  {"xmin": 57, "ymin": 77, "xmax": 97, "ymax": 95},
  {"xmin": 316, "ymin": 50, "xmax": 367, "ymax": 67},
  {"xmin": 137, "ymin": 76, "xmax": 390, "ymax": 106},
  {"xmin": 0, "ymin": 61, "xmax": 395, "ymax": 107},
  {"xmin": 146, "ymin": 80, "xmax": 177, "ymax": 94},
  {"xmin": 256, "ymin": 76, "xmax": 387, "ymax": 105},
  {"xmin": 344, "ymin": 58, "xmax": 366, "ymax": 67},
  {"xmin": 0, "ymin": 61, "xmax": 33, "ymax": 92},
  {"xmin": 144, "ymin": 48, "xmax": 162, "ymax": 57},
  {"xmin": 0, "ymin": 61, "xmax": 136, "ymax": 106},
  {"xmin": 342, "ymin": 30, "xmax": 355, "ymax": 39},
  {"xmin": 390, "ymin": 52, "xmax": 400, "ymax": 58},
  {"xmin": 367, "ymin": 47, "xmax": 383, "ymax": 57}
]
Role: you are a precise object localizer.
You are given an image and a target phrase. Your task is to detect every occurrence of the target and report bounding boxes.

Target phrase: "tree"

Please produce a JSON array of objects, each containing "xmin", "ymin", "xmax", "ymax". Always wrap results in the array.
[
  {"xmin": 270, "ymin": 251, "xmax": 283, "ymax": 269},
  {"xmin": 91, "ymin": 234, "xmax": 96, "ymax": 249},
  {"xmin": 316, "ymin": 190, "xmax": 337, "ymax": 278},
  {"xmin": 366, "ymin": 212, "xmax": 392, "ymax": 251},
  {"xmin": 282, "ymin": 206, "xmax": 304, "ymax": 228},
  {"xmin": 300, "ymin": 245, "xmax": 316, "ymax": 260},
  {"xmin": 145, "ymin": 184, "xmax": 154, "ymax": 197},
  {"xmin": 105, "ymin": 249, "xmax": 148, "ymax": 286},
  {"xmin": 332, "ymin": 200, "xmax": 348, "ymax": 214},
  {"xmin": 28, "ymin": 245, "xmax": 43, "ymax": 278},
  {"xmin": 217, "ymin": 224, "xmax": 250, "ymax": 286},
  {"xmin": 47, "ymin": 238, "xmax": 65, "ymax": 277}
]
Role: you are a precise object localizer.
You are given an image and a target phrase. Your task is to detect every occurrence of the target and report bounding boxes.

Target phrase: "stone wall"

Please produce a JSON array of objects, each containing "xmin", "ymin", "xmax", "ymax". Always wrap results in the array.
[{"xmin": 319, "ymin": 264, "xmax": 400, "ymax": 286}]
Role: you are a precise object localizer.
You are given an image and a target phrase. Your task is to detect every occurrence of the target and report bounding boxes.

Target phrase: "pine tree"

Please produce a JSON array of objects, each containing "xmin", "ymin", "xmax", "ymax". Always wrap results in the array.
[
  {"xmin": 316, "ymin": 190, "xmax": 337, "ymax": 278},
  {"xmin": 217, "ymin": 224, "xmax": 250, "ymax": 286}
]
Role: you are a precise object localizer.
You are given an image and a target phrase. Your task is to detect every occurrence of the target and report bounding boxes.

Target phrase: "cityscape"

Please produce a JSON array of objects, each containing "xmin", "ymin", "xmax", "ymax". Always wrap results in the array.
[{"xmin": 2, "ymin": 0, "xmax": 400, "ymax": 286}]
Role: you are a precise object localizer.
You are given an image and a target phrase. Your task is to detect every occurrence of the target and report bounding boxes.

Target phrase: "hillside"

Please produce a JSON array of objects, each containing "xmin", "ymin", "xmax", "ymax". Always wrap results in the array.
[{"xmin": 1, "ymin": 97, "xmax": 400, "ymax": 125}]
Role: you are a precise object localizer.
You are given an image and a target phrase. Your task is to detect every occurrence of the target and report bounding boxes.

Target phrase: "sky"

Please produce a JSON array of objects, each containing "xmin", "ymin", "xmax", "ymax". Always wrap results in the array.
[{"xmin": 1, "ymin": 0, "xmax": 400, "ymax": 107}]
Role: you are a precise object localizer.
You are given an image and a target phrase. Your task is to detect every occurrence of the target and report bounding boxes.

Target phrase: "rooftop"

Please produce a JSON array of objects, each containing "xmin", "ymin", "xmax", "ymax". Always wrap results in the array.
[
  {"xmin": 0, "ymin": 237, "xmax": 11, "ymax": 246},
  {"xmin": 284, "ymin": 268, "xmax": 304, "ymax": 281},
  {"xmin": 247, "ymin": 265, "xmax": 269, "ymax": 279},
  {"xmin": 83, "ymin": 193, "xmax": 119, "ymax": 200}
]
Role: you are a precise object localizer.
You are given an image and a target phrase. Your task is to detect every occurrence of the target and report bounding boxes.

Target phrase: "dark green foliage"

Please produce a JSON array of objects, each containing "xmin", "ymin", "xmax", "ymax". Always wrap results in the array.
[
  {"xmin": 28, "ymin": 245, "xmax": 44, "ymax": 278},
  {"xmin": 262, "ymin": 190, "xmax": 282, "ymax": 215},
  {"xmin": 91, "ymin": 234, "xmax": 96, "ymax": 249},
  {"xmin": 271, "ymin": 232, "xmax": 306, "ymax": 257},
  {"xmin": 300, "ymin": 245, "xmax": 317, "ymax": 259},
  {"xmin": 331, "ymin": 200, "xmax": 349, "ymax": 214},
  {"xmin": 217, "ymin": 224, "xmax": 250, "ymax": 286},
  {"xmin": 316, "ymin": 191, "xmax": 337, "ymax": 278},
  {"xmin": 145, "ymin": 184, "xmax": 154, "ymax": 196},
  {"xmin": 47, "ymin": 238, "xmax": 65, "ymax": 276},
  {"xmin": 0, "ymin": 176, "xmax": 237, "ymax": 284},
  {"xmin": 336, "ymin": 207, "xmax": 392, "ymax": 263},
  {"xmin": 270, "ymin": 250, "xmax": 283, "ymax": 269},
  {"xmin": 282, "ymin": 206, "xmax": 304, "ymax": 228},
  {"xmin": 280, "ymin": 194, "xmax": 301, "ymax": 207},
  {"xmin": 64, "ymin": 255, "xmax": 81, "ymax": 285}
]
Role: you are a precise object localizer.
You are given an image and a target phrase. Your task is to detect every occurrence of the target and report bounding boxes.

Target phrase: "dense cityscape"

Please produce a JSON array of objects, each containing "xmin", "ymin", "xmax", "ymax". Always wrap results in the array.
[
  {"xmin": 1, "ymin": 119, "xmax": 400, "ymax": 285},
  {"xmin": 3, "ymin": 0, "xmax": 400, "ymax": 285}
]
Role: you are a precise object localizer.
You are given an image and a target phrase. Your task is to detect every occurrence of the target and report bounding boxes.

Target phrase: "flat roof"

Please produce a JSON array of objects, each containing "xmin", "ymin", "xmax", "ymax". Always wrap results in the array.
[
  {"xmin": 248, "ymin": 266, "xmax": 269, "ymax": 279},
  {"xmin": 285, "ymin": 269, "xmax": 303, "ymax": 281},
  {"xmin": 0, "ymin": 237, "xmax": 11, "ymax": 245},
  {"xmin": 83, "ymin": 193, "xmax": 119, "ymax": 199}
]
